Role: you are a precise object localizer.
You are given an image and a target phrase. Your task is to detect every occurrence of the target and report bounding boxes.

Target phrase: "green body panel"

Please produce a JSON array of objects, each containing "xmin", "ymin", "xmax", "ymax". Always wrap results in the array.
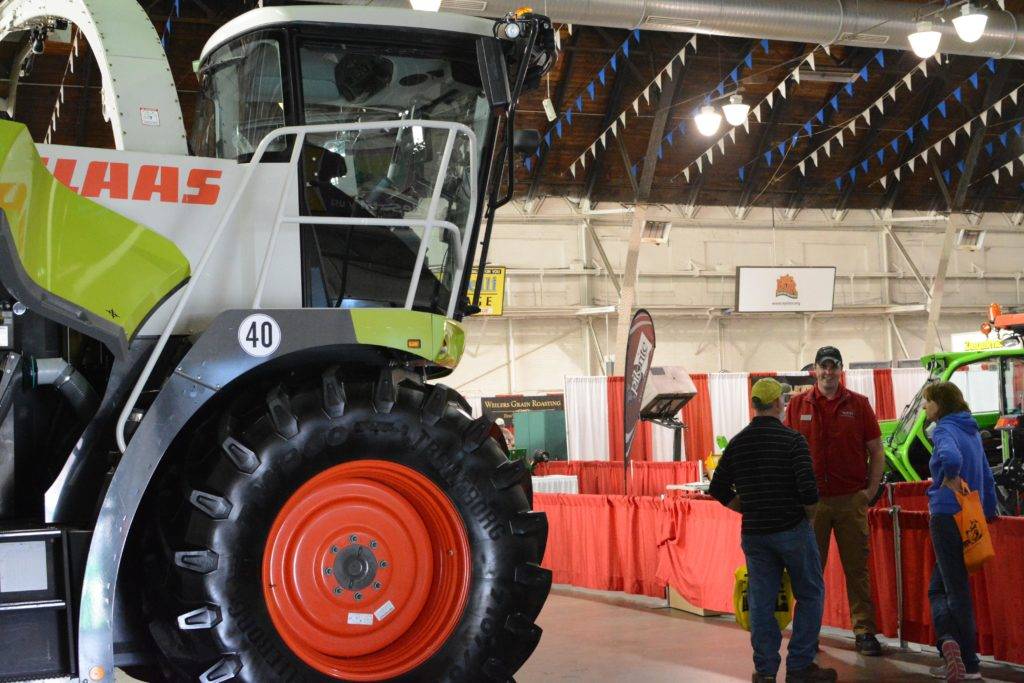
[
  {"xmin": 884, "ymin": 347, "xmax": 1024, "ymax": 481},
  {"xmin": 350, "ymin": 308, "xmax": 465, "ymax": 369},
  {"xmin": 0, "ymin": 121, "xmax": 189, "ymax": 344}
]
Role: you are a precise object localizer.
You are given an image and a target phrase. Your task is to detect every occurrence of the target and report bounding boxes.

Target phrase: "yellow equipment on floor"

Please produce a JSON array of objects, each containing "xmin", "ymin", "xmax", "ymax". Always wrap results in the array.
[{"xmin": 733, "ymin": 566, "xmax": 795, "ymax": 631}]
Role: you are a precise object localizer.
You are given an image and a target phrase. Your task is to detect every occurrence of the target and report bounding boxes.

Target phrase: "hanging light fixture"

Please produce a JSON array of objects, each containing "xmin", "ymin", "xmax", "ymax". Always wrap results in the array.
[
  {"xmin": 409, "ymin": 0, "xmax": 442, "ymax": 11},
  {"xmin": 908, "ymin": 21, "xmax": 942, "ymax": 58},
  {"xmin": 721, "ymin": 95, "xmax": 750, "ymax": 127},
  {"xmin": 695, "ymin": 105, "xmax": 722, "ymax": 136},
  {"xmin": 953, "ymin": 3, "xmax": 988, "ymax": 43}
]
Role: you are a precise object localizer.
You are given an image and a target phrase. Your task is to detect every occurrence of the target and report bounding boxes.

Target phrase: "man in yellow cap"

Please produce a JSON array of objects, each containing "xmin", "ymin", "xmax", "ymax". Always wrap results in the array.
[{"xmin": 710, "ymin": 378, "xmax": 834, "ymax": 683}]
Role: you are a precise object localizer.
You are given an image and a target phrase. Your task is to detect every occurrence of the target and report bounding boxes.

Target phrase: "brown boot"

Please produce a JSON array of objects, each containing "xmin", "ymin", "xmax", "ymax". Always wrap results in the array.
[
  {"xmin": 752, "ymin": 673, "xmax": 777, "ymax": 683},
  {"xmin": 785, "ymin": 662, "xmax": 838, "ymax": 682}
]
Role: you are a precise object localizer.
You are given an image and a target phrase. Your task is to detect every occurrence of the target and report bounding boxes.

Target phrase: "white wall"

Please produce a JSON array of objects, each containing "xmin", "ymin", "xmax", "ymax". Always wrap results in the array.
[{"xmin": 448, "ymin": 202, "xmax": 1024, "ymax": 397}]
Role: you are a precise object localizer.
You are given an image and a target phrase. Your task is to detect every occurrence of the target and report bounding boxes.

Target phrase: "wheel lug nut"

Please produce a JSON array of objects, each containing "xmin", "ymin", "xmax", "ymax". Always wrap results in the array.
[
  {"xmin": 379, "ymin": 560, "xmax": 388, "ymax": 568},
  {"xmin": 370, "ymin": 540, "xmax": 378, "ymax": 549},
  {"xmin": 349, "ymin": 534, "xmax": 358, "ymax": 543},
  {"xmin": 333, "ymin": 586, "xmax": 342, "ymax": 595},
  {"xmin": 354, "ymin": 592, "xmax": 363, "ymax": 601},
  {"xmin": 330, "ymin": 545, "xmax": 339, "ymax": 554},
  {"xmin": 324, "ymin": 567, "xmax": 333, "ymax": 575},
  {"xmin": 373, "ymin": 581, "xmax": 381, "ymax": 590}
]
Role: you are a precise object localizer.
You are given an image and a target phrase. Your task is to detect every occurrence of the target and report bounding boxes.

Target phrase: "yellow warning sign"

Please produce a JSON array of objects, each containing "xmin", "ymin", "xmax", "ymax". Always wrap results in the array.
[{"xmin": 469, "ymin": 266, "xmax": 506, "ymax": 316}]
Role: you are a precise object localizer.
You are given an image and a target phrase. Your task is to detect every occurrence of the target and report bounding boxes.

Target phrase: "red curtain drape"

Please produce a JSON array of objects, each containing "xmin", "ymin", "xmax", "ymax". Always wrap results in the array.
[
  {"xmin": 873, "ymin": 368, "xmax": 897, "ymax": 420},
  {"xmin": 682, "ymin": 373, "xmax": 714, "ymax": 461},
  {"xmin": 606, "ymin": 376, "xmax": 653, "ymax": 462},
  {"xmin": 628, "ymin": 462, "xmax": 702, "ymax": 496}
]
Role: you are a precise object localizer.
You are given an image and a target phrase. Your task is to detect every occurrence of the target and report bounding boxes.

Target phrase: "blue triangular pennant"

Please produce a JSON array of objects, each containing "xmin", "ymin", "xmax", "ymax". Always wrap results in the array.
[
  {"xmin": 598, "ymin": 68, "xmax": 606, "ymax": 86},
  {"xmin": 544, "ymin": 131, "xmax": 552, "ymax": 147},
  {"xmin": 587, "ymin": 81, "xmax": 596, "ymax": 100},
  {"xmin": 804, "ymin": 122, "xmax": 813, "ymax": 136},
  {"xmin": 969, "ymin": 72, "xmax": 979, "ymax": 89},
  {"xmin": 622, "ymin": 39, "xmax": 630, "ymax": 58},
  {"xmin": 555, "ymin": 120, "xmax": 563, "ymax": 137},
  {"xmin": 610, "ymin": 54, "xmax": 618, "ymax": 72},
  {"xmin": 633, "ymin": 29, "xmax": 640, "ymax": 44},
  {"xmin": 937, "ymin": 101, "xmax": 947, "ymax": 118},
  {"xmin": 891, "ymin": 138, "xmax": 899, "ymax": 153},
  {"xmin": 953, "ymin": 87, "xmax": 963, "ymax": 103},
  {"xmin": 835, "ymin": 177, "xmax": 843, "ymax": 190},
  {"xmin": 816, "ymin": 109, "xmax": 825, "ymax": 124},
  {"xmin": 666, "ymin": 131, "xmax": 674, "ymax": 146},
  {"xmin": 739, "ymin": 167, "xmax": 746, "ymax": 182},
  {"xmin": 1000, "ymin": 132, "xmax": 1009, "ymax": 147},
  {"xmin": 830, "ymin": 96, "xmax": 840, "ymax": 111},
  {"xmin": 761, "ymin": 39, "xmax": 770, "ymax": 54},
  {"xmin": 849, "ymin": 168, "xmax": 857, "ymax": 182},
  {"xmin": 845, "ymin": 82, "xmax": 855, "ymax": 97},
  {"xmin": 874, "ymin": 51, "xmax": 885, "ymax": 68},
  {"xmin": 943, "ymin": 170, "xmax": 952, "ymax": 185},
  {"xmin": 791, "ymin": 133, "xmax": 798, "ymax": 148},
  {"xmin": 877, "ymin": 149, "xmax": 885, "ymax": 164},
  {"xmin": 717, "ymin": 82, "xmax": 726, "ymax": 97},
  {"xmin": 566, "ymin": 109, "xmax": 573, "ymax": 125},
  {"xmin": 858, "ymin": 66, "xmax": 869, "ymax": 82},
  {"xmin": 778, "ymin": 141, "xmax": 787, "ymax": 157},
  {"xmin": 657, "ymin": 144, "xmax": 663, "ymax": 160},
  {"xmin": 861, "ymin": 159, "xmax": 869, "ymax": 173},
  {"xmin": 678, "ymin": 120, "xmax": 687, "ymax": 135},
  {"xmin": 921, "ymin": 113, "xmax": 930, "ymax": 131},
  {"xmin": 576, "ymin": 95, "xmax": 584, "ymax": 112},
  {"xmin": 745, "ymin": 53, "xmax": 753, "ymax": 69},
  {"xmin": 957, "ymin": 160, "xmax": 966, "ymax": 173},
  {"xmin": 1015, "ymin": 122, "xmax": 1023, "ymax": 137},
  {"xmin": 524, "ymin": 156, "xmax": 533, "ymax": 172},
  {"xmin": 986, "ymin": 142, "xmax": 994, "ymax": 156},
  {"xmin": 631, "ymin": 163, "xmax": 638, "ymax": 177},
  {"xmin": 987, "ymin": 58, "xmax": 996, "ymax": 73},
  {"xmin": 765, "ymin": 150, "xmax": 773, "ymax": 166},
  {"xmin": 730, "ymin": 68, "xmax": 739, "ymax": 83}
]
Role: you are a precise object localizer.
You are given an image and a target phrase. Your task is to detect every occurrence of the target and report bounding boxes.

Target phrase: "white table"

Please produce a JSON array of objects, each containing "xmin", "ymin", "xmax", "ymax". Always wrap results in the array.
[
  {"xmin": 666, "ymin": 482, "xmax": 710, "ymax": 493},
  {"xmin": 532, "ymin": 475, "xmax": 579, "ymax": 494}
]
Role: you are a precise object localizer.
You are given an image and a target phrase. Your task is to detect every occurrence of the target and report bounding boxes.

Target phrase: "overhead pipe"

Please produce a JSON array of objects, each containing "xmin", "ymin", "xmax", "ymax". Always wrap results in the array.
[{"xmin": 365, "ymin": 0, "xmax": 1023, "ymax": 60}]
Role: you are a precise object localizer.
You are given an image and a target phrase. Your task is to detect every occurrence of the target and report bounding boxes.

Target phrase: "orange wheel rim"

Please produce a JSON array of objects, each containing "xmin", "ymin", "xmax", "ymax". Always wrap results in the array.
[{"xmin": 262, "ymin": 459, "xmax": 472, "ymax": 680}]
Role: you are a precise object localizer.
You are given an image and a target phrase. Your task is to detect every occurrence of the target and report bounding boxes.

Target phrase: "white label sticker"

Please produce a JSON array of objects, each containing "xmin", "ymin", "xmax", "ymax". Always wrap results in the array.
[
  {"xmin": 801, "ymin": 414, "xmax": 812, "ymax": 421},
  {"xmin": 237, "ymin": 314, "xmax": 281, "ymax": 357},
  {"xmin": 347, "ymin": 612, "xmax": 373, "ymax": 626},
  {"xmin": 374, "ymin": 600, "xmax": 396, "ymax": 621},
  {"xmin": 140, "ymin": 108, "xmax": 161, "ymax": 126}
]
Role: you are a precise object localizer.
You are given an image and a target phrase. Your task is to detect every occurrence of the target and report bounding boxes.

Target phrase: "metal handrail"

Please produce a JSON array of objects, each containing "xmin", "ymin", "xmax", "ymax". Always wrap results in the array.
[{"xmin": 115, "ymin": 119, "xmax": 478, "ymax": 452}]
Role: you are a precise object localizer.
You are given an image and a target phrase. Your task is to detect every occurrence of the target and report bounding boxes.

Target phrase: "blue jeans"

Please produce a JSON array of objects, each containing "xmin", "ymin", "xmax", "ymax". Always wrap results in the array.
[
  {"xmin": 929, "ymin": 513, "xmax": 980, "ymax": 674},
  {"xmin": 740, "ymin": 519, "xmax": 825, "ymax": 676}
]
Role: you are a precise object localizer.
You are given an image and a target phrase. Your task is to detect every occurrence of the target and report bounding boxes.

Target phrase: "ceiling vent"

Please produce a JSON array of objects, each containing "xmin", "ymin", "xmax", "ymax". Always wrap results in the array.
[
  {"xmin": 644, "ymin": 16, "xmax": 701, "ymax": 30},
  {"xmin": 800, "ymin": 68, "xmax": 860, "ymax": 83},
  {"xmin": 956, "ymin": 229, "xmax": 986, "ymax": 251},
  {"xmin": 440, "ymin": 0, "xmax": 488, "ymax": 11},
  {"xmin": 840, "ymin": 32, "xmax": 891, "ymax": 45},
  {"xmin": 641, "ymin": 220, "xmax": 672, "ymax": 245}
]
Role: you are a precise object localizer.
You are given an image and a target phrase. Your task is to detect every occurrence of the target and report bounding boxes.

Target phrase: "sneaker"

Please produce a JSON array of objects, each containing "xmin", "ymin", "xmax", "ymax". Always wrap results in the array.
[
  {"xmin": 940, "ymin": 640, "xmax": 967, "ymax": 682},
  {"xmin": 855, "ymin": 633, "xmax": 884, "ymax": 656},
  {"xmin": 930, "ymin": 665, "xmax": 982, "ymax": 681},
  {"xmin": 752, "ymin": 674, "xmax": 777, "ymax": 683},
  {"xmin": 785, "ymin": 662, "xmax": 838, "ymax": 683}
]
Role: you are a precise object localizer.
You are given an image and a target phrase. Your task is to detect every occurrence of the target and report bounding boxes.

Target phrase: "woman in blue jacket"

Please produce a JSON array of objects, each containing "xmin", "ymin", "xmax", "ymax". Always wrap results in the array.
[{"xmin": 923, "ymin": 381, "xmax": 998, "ymax": 683}]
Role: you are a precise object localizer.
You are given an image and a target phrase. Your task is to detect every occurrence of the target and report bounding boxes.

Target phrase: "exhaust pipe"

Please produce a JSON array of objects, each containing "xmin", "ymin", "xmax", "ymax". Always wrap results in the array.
[{"xmin": 363, "ymin": 0, "xmax": 1023, "ymax": 60}]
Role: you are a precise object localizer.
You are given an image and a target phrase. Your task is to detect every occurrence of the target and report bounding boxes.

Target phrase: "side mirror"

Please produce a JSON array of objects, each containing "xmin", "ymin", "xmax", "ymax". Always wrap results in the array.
[
  {"xmin": 513, "ymin": 129, "xmax": 540, "ymax": 154},
  {"xmin": 476, "ymin": 37, "xmax": 510, "ymax": 112}
]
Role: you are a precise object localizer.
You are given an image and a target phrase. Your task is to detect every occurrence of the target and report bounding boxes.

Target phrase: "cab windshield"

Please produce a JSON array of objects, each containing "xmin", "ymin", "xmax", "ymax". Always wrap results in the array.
[{"xmin": 889, "ymin": 366, "xmax": 943, "ymax": 447}]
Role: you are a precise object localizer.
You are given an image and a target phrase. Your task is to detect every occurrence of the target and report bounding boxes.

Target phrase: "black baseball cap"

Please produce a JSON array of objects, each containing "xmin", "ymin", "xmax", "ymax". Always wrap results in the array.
[{"xmin": 814, "ymin": 346, "xmax": 843, "ymax": 366}]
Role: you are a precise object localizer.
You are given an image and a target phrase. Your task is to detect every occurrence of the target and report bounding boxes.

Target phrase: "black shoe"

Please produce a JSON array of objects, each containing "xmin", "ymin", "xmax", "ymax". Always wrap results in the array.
[
  {"xmin": 752, "ymin": 674, "xmax": 777, "ymax": 683},
  {"xmin": 855, "ymin": 633, "xmax": 884, "ymax": 656},
  {"xmin": 785, "ymin": 662, "xmax": 838, "ymax": 682}
]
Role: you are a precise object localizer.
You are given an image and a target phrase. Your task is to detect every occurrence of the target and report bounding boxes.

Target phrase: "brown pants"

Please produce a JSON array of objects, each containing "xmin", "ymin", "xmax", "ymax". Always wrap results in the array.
[{"xmin": 813, "ymin": 492, "xmax": 877, "ymax": 635}]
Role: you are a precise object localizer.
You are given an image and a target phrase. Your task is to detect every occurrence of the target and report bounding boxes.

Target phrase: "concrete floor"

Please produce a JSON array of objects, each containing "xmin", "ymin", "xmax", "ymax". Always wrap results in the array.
[{"xmin": 519, "ymin": 586, "xmax": 1024, "ymax": 683}]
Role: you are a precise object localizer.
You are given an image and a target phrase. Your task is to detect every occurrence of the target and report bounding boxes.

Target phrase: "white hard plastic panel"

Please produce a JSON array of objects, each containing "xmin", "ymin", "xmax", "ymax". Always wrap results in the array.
[
  {"xmin": 0, "ymin": 0, "xmax": 185, "ymax": 154},
  {"xmin": 201, "ymin": 5, "xmax": 495, "ymax": 61},
  {"xmin": 0, "ymin": 540, "xmax": 47, "ymax": 592}
]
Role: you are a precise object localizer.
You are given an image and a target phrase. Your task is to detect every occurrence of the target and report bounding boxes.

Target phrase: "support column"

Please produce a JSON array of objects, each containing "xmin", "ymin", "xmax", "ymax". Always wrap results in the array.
[
  {"xmin": 923, "ymin": 219, "xmax": 958, "ymax": 355},
  {"xmin": 613, "ymin": 206, "xmax": 645, "ymax": 374}
]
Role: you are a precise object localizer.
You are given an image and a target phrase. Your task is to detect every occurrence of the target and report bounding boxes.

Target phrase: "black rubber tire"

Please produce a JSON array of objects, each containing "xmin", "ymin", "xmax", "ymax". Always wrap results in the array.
[{"xmin": 140, "ymin": 368, "xmax": 551, "ymax": 682}]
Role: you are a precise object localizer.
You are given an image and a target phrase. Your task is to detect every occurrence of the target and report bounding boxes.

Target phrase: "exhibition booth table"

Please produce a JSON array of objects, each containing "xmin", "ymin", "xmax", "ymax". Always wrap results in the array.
[
  {"xmin": 534, "ymin": 485, "xmax": 1024, "ymax": 666},
  {"xmin": 532, "ymin": 460, "xmax": 702, "ymax": 496}
]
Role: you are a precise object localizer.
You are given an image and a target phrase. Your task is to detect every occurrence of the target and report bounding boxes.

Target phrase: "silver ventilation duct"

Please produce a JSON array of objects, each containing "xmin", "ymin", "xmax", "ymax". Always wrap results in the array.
[{"xmin": 361, "ymin": 0, "xmax": 1023, "ymax": 60}]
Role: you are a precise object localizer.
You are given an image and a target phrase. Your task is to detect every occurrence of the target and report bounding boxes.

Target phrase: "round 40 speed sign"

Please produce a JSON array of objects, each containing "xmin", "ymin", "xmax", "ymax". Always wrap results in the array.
[{"xmin": 238, "ymin": 313, "xmax": 281, "ymax": 357}]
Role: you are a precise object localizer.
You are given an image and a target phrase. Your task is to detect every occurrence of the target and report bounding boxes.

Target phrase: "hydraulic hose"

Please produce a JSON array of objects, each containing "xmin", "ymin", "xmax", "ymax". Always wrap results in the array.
[{"xmin": 33, "ymin": 357, "xmax": 99, "ymax": 422}]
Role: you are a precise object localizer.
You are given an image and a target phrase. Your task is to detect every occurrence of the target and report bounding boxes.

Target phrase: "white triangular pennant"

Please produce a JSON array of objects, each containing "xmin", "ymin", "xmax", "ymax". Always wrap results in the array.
[
  {"xmin": 793, "ymin": 68, "xmax": 801, "ymax": 84},
  {"xmin": 778, "ymin": 80, "xmax": 787, "ymax": 98},
  {"xmin": 935, "ymin": 52, "xmax": 942, "ymax": 64},
  {"xmin": 580, "ymin": 154, "xmax": 587, "ymax": 169},
  {"xmin": 876, "ymin": 99, "xmax": 885, "ymax": 115},
  {"xmin": 880, "ymin": 176, "xmax": 887, "ymax": 190},
  {"xmin": 696, "ymin": 157, "xmax": 703, "ymax": 173},
  {"xmin": 847, "ymin": 120, "xmax": 857, "ymax": 134},
  {"xmin": 728, "ymin": 129, "xmax": 736, "ymax": 144},
  {"xmin": 838, "ymin": 130, "xmax": 845, "ymax": 147},
  {"xmin": 655, "ymin": 73, "xmax": 663, "ymax": 90},
  {"xmin": 683, "ymin": 167, "xmax": 690, "ymax": 182},
  {"xmin": 995, "ymin": 101, "xmax": 1003, "ymax": 117},
  {"xmin": 753, "ymin": 105, "xmax": 763, "ymax": 123},
  {"xmin": 589, "ymin": 142, "xmax": 597, "ymax": 158},
  {"xmin": 690, "ymin": 36, "xmax": 698, "ymax": 50},
  {"xmin": 920, "ymin": 61, "xmax": 928, "ymax": 77},
  {"xmin": 1004, "ymin": 160, "xmax": 1014, "ymax": 174},
  {"xmin": 863, "ymin": 109, "xmax": 872, "ymax": 125},
  {"xmin": 569, "ymin": 161, "xmax": 576, "ymax": 177},
  {"xmin": 554, "ymin": 31, "xmax": 561, "ymax": 51},
  {"xmin": 948, "ymin": 131, "xmax": 957, "ymax": 146},
  {"xmin": 600, "ymin": 132, "xmax": 607, "ymax": 148},
  {"xmin": 922, "ymin": 149, "xmax": 929, "ymax": 164},
  {"xmin": 980, "ymin": 111, "xmax": 988, "ymax": 126},
  {"xmin": 994, "ymin": 169, "xmax": 1001, "ymax": 183},
  {"xmin": 904, "ymin": 73, "xmax": 914, "ymax": 90},
  {"xmin": 59, "ymin": 85, "xmax": 65, "ymax": 103},
  {"xmin": 743, "ymin": 118, "xmax": 750, "ymax": 133},
  {"xmin": 718, "ymin": 138, "xmax": 726, "ymax": 154},
  {"xmin": 610, "ymin": 121, "xmax": 618, "ymax": 137},
  {"xmin": 808, "ymin": 53, "xmax": 816, "ymax": 70},
  {"xmin": 888, "ymin": 86, "xmax": 897, "ymax": 101},
  {"xmin": 642, "ymin": 87, "xmax": 651, "ymax": 105},
  {"xmin": 619, "ymin": 112, "xmax": 627, "ymax": 127},
  {"xmin": 824, "ymin": 45, "xmax": 831, "ymax": 56},
  {"xmin": 567, "ymin": 23, "xmax": 573, "ymax": 34},
  {"xmin": 908, "ymin": 158, "xmax": 915, "ymax": 173},
  {"xmin": 707, "ymin": 148, "xmax": 714, "ymax": 164},
  {"xmin": 632, "ymin": 98, "xmax": 640, "ymax": 115},
  {"xmin": 1013, "ymin": 87, "xmax": 1020, "ymax": 106},
  {"xmin": 895, "ymin": 168, "xmax": 901, "ymax": 181},
  {"xmin": 799, "ymin": 160, "xmax": 806, "ymax": 174},
  {"xmin": 811, "ymin": 150, "xmax": 819, "ymax": 166},
  {"xmin": 666, "ymin": 61, "xmax": 673, "ymax": 80},
  {"xmin": 934, "ymin": 141, "xmax": 942, "ymax": 155},
  {"xmin": 766, "ymin": 92, "xmax": 774, "ymax": 108},
  {"xmin": 965, "ymin": 120, "xmax": 973, "ymax": 135},
  {"xmin": 825, "ymin": 141, "xmax": 832, "ymax": 157}
]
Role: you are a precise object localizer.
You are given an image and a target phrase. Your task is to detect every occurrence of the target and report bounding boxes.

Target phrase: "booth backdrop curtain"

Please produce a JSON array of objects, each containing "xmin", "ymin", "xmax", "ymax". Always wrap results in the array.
[
  {"xmin": 651, "ymin": 420, "xmax": 682, "ymax": 462},
  {"xmin": 564, "ymin": 376, "xmax": 611, "ymax": 461},
  {"xmin": 844, "ymin": 369, "xmax": 877, "ymax": 412},
  {"xmin": 682, "ymin": 373, "xmax": 714, "ymax": 461},
  {"xmin": 891, "ymin": 367, "xmax": 930, "ymax": 418},
  {"xmin": 709, "ymin": 373, "xmax": 751, "ymax": 444},
  {"xmin": 464, "ymin": 395, "xmax": 483, "ymax": 418},
  {"xmin": 872, "ymin": 369, "xmax": 897, "ymax": 420}
]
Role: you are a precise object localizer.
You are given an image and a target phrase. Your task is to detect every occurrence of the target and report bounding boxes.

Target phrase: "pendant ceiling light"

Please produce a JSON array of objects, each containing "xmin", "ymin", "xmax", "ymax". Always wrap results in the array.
[
  {"xmin": 721, "ymin": 95, "xmax": 751, "ymax": 127},
  {"xmin": 953, "ymin": 3, "xmax": 988, "ymax": 43},
  {"xmin": 695, "ymin": 105, "xmax": 723, "ymax": 136},
  {"xmin": 909, "ymin": 21, "xmax": 942, "ymax": 58}
]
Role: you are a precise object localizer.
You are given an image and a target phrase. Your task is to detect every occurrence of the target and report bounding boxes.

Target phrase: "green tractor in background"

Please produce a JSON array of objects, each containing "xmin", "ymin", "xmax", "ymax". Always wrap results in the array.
[
  {"xmin": 0, "ymin": 5, "xmax": 556, "ymax": 682},
  {"xmin": 881, "ymin": 305, "xmax": 1024, "ymax": 514}
]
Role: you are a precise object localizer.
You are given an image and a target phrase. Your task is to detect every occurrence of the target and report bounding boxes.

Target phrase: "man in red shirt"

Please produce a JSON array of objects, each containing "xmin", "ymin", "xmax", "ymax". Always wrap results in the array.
[{"xmin": 784, "ymin": 346, "xmax": 886, "ymax": 656}]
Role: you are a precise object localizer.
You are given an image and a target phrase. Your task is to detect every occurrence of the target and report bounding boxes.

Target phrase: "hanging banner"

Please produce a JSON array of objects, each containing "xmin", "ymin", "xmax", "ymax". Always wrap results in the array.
[
  {"xmin": 623, "ymin": 309, "xmax": 657, "ymax": 472},
  {"xmin": 735, "ymin": 267, "xmax": 836, "ymax": 313},
  {"xmin": 467, "ymin": 266, "xmax": 506, "ymax": 316}
]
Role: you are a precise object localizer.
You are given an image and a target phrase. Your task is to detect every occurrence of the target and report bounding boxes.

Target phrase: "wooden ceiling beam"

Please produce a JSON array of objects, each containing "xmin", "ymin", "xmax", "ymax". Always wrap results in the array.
[
  {"xmin": 953, "ymin": 67, "xmax": 1009, "ymax": 210},
  {"xmin": 733, "ymin": 73, "xmax": 795, "ymax": 219},
  {"xmin": 582, "ymin": 46, "xmax": 630, "ymax": 204},
  {"xmin": 636, "ymin": 38, "xmax": 690, "ymax": 202}
]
